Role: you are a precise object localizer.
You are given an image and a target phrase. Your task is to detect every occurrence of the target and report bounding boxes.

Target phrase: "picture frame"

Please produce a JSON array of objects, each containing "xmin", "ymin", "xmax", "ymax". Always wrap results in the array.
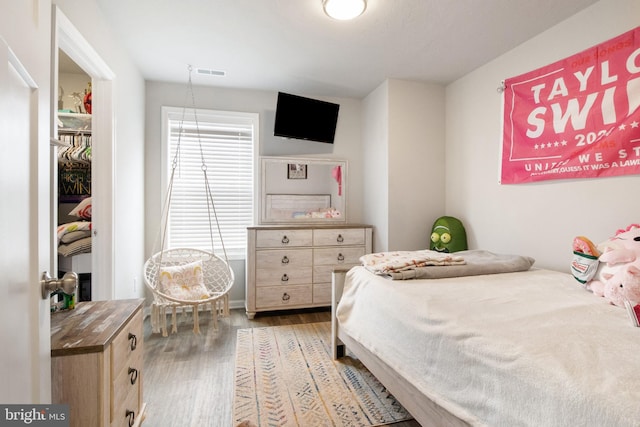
[{"xmin": 287, "ymin": 163, "xmax": 307, "ymax": 179}]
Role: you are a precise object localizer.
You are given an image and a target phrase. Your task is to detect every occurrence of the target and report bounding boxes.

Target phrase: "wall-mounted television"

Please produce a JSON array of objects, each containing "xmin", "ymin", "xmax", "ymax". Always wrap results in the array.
[{"xmin": 274, "ymin": 92, "xmax": 340, "ymax": 144}]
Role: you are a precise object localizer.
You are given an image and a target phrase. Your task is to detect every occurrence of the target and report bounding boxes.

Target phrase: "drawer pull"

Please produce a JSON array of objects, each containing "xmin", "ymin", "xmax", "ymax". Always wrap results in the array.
[
  {"xmin": 281, "ymin": 255, "xmax": 289, "ymax": 264},
  {"xmin": 337, "ymin": 234, "xmax": 344, "ymax": 243},
  {"xmin": 281, "ymin": 273, "xmax": 289, "ymax": 282},
  {"xmin": 128, "ymin": 333, "xmax": 137, "ymax": 351},
  {"xmin": 337, "ymin": 253, "xmax": 345, "ymax": 262},
  {"xmin": 128, "ymin": 367, "xmax": 138, "ymax": 385},
  {"xmin": 126, "ymin": 409, "xmax": 135, "ymax": 427},
  {"xmin": 281, "ymin": 235, "xmax": 289, "ymax": 244},
  {"xmin": 282, "ymin": 292, "xmax": 290, "ymax": 302}
]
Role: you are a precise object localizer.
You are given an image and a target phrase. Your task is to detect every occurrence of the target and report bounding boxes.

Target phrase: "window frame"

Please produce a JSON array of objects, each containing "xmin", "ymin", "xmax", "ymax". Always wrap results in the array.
[{"xmin": 160, "ymin": 106, "xmax": 259, "ymax": 260}]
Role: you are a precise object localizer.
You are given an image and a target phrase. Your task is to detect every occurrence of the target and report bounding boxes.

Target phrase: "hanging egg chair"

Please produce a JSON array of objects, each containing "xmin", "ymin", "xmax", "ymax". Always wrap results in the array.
[{"xmin": 143, "ymin": 66, "xmax": 234, "ymax": 336}]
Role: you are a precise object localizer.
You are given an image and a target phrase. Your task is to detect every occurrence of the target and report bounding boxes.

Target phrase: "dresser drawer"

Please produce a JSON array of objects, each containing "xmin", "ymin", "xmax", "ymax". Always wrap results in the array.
[
  {"xmin": 313, "ymin": 228, "xmax": 365, "ymax": 246},
  {"xmin": 256, "ymin": 248, "xmax": 312, "ymax": 268},
  {"xmin": 256, "ymin": 267, "xmax": 312, "ymax": 286},
  {"xmin": 112, "ymin": 349, "xmax": 142, "ymax": 419},
  {"xmin": 256, "ymin": 229, "xmax": 313, "ymax": 248},
  {"xmin": 313, "ymin": 246, "xmax": 365, "ymax": 266},
  {"xmin": 112, "ymin": 381, "xmax": 141, "ymax": 427},
  {"xmin": 256, "ymin": 285, "xmax": 312, "ymax": 308},
  {"xmin": 111, "ymin": 310, "xmax": 143, "ymax": 379}
]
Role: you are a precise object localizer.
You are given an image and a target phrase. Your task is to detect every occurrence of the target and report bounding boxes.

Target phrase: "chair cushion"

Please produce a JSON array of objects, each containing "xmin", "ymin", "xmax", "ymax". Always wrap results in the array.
[{"xmin": 159, "ymin": 260, "xmax": 209, "ymax": 300}]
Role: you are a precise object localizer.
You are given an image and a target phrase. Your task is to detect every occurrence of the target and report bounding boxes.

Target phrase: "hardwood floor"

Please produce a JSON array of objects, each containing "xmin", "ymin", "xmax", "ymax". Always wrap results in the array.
[{"xmin": 143, "ymin": 307, "xmax": 421, "ymax": 427}]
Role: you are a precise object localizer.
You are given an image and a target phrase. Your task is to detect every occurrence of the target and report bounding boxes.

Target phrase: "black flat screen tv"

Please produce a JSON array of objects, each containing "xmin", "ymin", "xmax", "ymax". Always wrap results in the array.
[{"xmin": 274, "ymin": 92, "xmax": 340, "ymax": 144}]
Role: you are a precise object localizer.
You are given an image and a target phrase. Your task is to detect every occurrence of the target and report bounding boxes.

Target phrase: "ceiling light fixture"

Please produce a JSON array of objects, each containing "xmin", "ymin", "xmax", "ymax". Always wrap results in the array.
[{"xmin": 323, "ymin": 0, "xmax": 366, "ymax": 20}]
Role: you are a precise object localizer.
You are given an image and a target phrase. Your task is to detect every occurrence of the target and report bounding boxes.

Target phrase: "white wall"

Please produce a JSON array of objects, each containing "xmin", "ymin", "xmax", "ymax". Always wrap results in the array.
[
  {"xmin": 445, "ymin": 0, "xmax": 640, "ymax": 272},
  {"xmin": 362, "ymin": 82, "xmax": 389, "ymax": 252},
  {"xmin": 388, "ymin": 79, "xmax": 446, "ymax": 251},
  {"xmin": 144, "ymin": 81, "xmax": 364, "ymax": 306},
  {"xmin": 363, "ymin": 79, "xmax": 446, "ymax": 252}
]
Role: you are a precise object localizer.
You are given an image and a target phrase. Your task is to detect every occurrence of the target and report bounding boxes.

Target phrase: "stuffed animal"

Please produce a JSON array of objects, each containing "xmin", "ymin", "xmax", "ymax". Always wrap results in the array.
[
  {"xmin": 430, "ymin": 216, "xmax": 467, "ymax": 253},
  {"xmin": 598, "ymin": 224, "xmax": 640, "ymax": 267},
  {"xmin": 591, "ymin": 264, "xmax": 640, "ymax": 307},
  {"xmin": 572, "ymin": 224, "xmax": 640, "ymax": 292},
  {"xmin": 590, "ymin": 224, "xmax": 640, "ymax": 294},
  {"xmin": 619, "ymin": 265, "xmax": 640, "ymax": 305}
]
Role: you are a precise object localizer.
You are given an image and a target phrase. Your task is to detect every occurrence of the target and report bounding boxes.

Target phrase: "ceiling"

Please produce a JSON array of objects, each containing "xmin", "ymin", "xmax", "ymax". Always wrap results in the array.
[{"xmin": 94, "ymin": 0, "xmax": 599, "ymax": 99}]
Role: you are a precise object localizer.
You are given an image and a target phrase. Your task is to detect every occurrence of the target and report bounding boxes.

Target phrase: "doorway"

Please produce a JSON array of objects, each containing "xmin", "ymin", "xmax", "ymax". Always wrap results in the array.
[
  {"xmin": 53, "ymin": 7, "xmax": 115, "ymax": 301},
  {"xmin": 56, "ymin": 49, "xmax": 92, "ymax": 301}
]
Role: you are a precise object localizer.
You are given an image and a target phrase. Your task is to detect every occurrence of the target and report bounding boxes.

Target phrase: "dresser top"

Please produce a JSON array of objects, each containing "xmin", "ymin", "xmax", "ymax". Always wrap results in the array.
[
  {"xmin": 50, "ymin": 298, "xmax": 144, "ymax": 357},
  {"xmin": 248, "ymin": 223, "xmax": 372, "ymax": 230}
]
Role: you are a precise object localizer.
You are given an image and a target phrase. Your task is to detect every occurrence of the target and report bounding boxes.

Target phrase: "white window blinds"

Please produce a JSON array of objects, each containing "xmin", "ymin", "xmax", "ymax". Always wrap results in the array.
[{"xmin": 162, "ymin": 107, "xmax": 257, "ymax": 259}]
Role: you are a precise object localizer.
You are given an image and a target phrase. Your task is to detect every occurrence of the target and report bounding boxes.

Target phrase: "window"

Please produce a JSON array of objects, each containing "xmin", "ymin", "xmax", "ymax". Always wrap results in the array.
[{"xmin": 162, "ymin": 107, "xmax": 258, "ymax": 259}]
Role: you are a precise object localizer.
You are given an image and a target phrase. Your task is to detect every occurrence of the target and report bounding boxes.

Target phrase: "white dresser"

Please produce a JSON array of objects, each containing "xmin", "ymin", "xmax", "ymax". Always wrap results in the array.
[{"xmin": 246, "ymin": 224, "xmax": 372, "ymax": 318}]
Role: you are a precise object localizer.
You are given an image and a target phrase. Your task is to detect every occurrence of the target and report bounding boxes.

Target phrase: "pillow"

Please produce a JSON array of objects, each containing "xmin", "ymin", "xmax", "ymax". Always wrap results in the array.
[
  {"xmin": 159, "ymin": 260, "xmax": 209, "ymax": 300},
  {"xmin": 69, "ymin": 197, "xmax": 92, "ymax": 220}
]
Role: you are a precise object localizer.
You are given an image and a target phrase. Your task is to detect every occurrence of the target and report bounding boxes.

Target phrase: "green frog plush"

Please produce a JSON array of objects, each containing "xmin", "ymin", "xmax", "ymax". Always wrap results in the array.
[{"xmin": 430, "ymin": 216, "xmax": 468, "ymax": 253}]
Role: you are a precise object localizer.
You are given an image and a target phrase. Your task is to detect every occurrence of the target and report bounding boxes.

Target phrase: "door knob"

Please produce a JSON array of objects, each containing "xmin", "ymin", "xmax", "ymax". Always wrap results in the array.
[{"xmin": 41, "ymin": 271, "xmax": 78, "ymax": 299}]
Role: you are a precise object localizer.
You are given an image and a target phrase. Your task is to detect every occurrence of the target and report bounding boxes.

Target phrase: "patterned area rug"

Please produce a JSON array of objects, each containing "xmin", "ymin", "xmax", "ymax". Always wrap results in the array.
[{"xmin": 233, "ymin": 322, "xmax": 412, "ymax": 427}]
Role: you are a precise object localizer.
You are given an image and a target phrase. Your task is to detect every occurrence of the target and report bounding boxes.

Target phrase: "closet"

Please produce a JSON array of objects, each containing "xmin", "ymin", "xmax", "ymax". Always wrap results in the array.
[{"xmin": 56, "ymin": 49, "xmax": 93, "ymax": 302}]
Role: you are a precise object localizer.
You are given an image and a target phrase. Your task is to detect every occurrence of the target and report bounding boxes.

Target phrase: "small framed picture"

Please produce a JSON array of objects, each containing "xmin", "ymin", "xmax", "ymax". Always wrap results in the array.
[{"xmin": 288, "ymin": 163, "xmax": 307, "ymax": 179}]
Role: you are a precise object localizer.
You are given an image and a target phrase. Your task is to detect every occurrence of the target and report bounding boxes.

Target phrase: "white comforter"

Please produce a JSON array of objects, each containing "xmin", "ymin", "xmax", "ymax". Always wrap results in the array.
[{"xmin": 336, "ymin": 267, "xmax": 640, "ymax": 427}]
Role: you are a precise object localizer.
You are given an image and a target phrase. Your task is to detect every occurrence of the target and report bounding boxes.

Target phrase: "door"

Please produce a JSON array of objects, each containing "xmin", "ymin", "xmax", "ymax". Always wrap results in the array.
[{"xmin": 0, "ymin": 38, "xmax": 51, "ymax": 403}]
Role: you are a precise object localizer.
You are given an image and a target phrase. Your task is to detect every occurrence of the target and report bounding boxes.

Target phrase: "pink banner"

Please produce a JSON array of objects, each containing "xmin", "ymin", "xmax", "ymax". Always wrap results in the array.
[{"xmin": 501, "ymin": 26, "xmax": 640, "ymax": 184}]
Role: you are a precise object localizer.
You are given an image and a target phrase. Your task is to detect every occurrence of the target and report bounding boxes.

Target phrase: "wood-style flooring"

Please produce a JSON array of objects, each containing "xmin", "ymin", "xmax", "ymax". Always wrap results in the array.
[{"xmin": 143, "ymin": 307, "xmax": 421, "ymax": 427}]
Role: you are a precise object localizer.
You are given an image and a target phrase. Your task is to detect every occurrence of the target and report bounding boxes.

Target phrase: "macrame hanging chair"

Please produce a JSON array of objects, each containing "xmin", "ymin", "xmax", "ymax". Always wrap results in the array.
[{"xmin": 144, "ymin": 66, "xmax": 234, "ymax": 336}]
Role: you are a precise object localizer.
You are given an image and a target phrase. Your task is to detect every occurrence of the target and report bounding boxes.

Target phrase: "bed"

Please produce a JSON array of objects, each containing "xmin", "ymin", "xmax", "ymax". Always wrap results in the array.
[{"xmin": 331, "ymin": 250, "xmax": 640, "ymax": 427}]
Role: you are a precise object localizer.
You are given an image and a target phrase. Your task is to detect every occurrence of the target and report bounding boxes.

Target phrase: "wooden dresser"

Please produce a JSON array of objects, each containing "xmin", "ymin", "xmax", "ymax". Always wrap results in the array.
[
  {"xmin": 51, "ymin": 299, "xmax": 146, "ymax": 427},
  {"xmin": 246, "ymin": 224, "xmax": 372, "ymax": 318}
]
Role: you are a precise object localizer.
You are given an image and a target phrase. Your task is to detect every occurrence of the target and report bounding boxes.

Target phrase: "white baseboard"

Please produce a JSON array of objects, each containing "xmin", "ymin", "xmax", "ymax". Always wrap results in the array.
[{"xmin": 228, "ymin": 299, "xmax": 245, "ymax": 310}]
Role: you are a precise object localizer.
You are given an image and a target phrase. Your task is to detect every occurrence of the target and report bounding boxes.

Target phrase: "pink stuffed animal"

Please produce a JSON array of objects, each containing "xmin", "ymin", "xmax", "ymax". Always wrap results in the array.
[
  {"xmin": 598, "ymin": 224, "xmax": 640, "ymax": 266},
  {"xmin": 588, "ymin": 224, "xmax": 640, "ymax": 295},
  {"xmin": 620, "ymin": 265, "xmax": 640, "ymax": 305},
  {"xmin": 592, "ymin": 264, "xmax": 640, "ymax": 307}
]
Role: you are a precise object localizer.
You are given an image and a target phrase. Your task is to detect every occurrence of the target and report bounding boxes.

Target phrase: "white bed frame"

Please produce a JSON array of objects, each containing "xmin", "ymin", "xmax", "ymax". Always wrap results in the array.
[{"xmin": 331, "ymin": 269, "xmax": 471, "ymax": 427}]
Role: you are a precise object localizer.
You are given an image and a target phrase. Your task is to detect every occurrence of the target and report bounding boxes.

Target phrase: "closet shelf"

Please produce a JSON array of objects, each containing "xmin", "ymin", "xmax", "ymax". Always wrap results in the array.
[{"xmin": 57, "ymin": 112, "xmax": 91, "ymax": 133}]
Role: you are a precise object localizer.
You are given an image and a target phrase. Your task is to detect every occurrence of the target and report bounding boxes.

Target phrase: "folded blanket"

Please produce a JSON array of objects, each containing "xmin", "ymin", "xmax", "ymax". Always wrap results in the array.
[
  {"xmin": 60, "ymin": 229, "xmax": 92, "ymax": 244},
  {"xmin": 57, "ymin": 221, "xmax": 92, "ymax": 244},
  {"xmin": 383, "ymin": 249, "xmax": 535, "ymax": 280},
  {"xmin": 360, "ymin": 249, "xmax": 466, "ymax": 275},
  {"xmin": 58, "ymin": 236, "xmax": 92, "ymax": 257}
]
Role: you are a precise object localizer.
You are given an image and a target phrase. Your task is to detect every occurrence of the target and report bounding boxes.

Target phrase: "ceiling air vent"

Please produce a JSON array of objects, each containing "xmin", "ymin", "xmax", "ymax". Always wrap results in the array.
[{"xmin": 195, "ymin": 68, "xmax": 226, "ymax": 77}]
